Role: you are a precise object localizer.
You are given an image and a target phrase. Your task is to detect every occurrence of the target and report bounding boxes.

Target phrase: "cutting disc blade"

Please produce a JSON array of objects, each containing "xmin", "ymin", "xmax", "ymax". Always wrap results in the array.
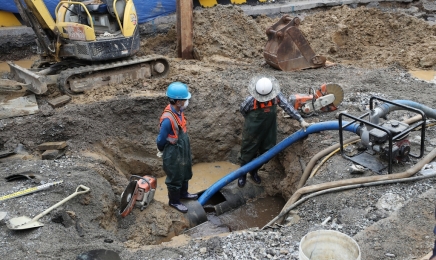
[
  {"xmin": 119, "ymin": 180, "xmax": 138, "ymax": 217},
  {"xmin": 325, "ymin": 83, "xmax": 344, "ymax": 107}
]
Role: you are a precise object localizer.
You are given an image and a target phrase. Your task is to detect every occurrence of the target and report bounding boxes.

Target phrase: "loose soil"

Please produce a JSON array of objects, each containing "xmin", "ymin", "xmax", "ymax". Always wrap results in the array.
[{"xmin": 1, "ymin": 2, "xmax": 436, "ymax": 260}]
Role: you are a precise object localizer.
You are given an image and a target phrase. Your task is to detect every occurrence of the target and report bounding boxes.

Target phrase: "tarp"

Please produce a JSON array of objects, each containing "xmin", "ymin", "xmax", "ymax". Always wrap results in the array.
[{"xmin": 1, "ymin": 0, "xmax": 177, "ymax": 24}]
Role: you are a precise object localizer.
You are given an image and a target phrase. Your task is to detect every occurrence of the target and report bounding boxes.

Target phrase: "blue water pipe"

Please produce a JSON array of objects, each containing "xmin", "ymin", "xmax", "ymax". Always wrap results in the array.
[
  {"xmin": 198, "ymin": 100, "xmax": 436, "ymax": 206},
  {"xmin": 378, "ymin": 100, "xmax": 436, "ymax": 119},
  {"xmin": 198, "ymin": 121, "xmax": 360, "ymax": 205}
]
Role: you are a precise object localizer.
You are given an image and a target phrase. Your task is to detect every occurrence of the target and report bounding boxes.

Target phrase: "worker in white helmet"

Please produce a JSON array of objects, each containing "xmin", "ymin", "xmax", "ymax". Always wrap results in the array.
[{"xmin": 237, "ymin": 75, "xmax": 311, "ymax": 188}]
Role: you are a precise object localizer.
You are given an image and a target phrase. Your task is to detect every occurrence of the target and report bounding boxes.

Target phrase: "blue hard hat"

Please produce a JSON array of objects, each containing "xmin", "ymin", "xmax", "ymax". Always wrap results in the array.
[{"xmin": 166, "ymin": 82, "xmax": 191, "ymax": 99}]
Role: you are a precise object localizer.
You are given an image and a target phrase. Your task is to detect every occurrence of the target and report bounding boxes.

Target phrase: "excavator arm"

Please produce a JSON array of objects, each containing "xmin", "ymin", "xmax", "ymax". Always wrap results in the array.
[{"xmin": 13, "ymin": 0, "xmax": 58, "ymax": 60}]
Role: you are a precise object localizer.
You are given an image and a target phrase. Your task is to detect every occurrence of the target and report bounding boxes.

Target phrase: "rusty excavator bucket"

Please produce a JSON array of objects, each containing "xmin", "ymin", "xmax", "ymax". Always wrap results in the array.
[{"xmin": 264, "ymin": 15, "xmax": 326, "ymax": 71}]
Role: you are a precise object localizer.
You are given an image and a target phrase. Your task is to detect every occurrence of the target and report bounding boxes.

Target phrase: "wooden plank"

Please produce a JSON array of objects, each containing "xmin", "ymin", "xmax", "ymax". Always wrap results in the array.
[
  {"xmin": 48, "ymin": 95, "xmax": 71, "ymax": 108},
  {"xmin": 176, "ymin": 0, "xmax": 194, "ymax": 59},
  {"xmin": 38, "ymin": 141, "xmax": 67, "ymax": 151}
]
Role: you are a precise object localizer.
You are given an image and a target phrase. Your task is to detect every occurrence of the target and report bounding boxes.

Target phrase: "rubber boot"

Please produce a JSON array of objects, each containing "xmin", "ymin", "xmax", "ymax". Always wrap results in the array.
[
  {"xmin": 238, "ymin": 174, "xmax": 247, "ymax": 188},
  {"xmin": 180, "ymin": 181, "xmax": 198, "ymax": 200},
  {"xmin": 249, "ymin": 168, "xmax": 261, "ymax": 184},
  {"xmin": 168, "ymin": 190, "xmax": 188, "ymax": 213}
]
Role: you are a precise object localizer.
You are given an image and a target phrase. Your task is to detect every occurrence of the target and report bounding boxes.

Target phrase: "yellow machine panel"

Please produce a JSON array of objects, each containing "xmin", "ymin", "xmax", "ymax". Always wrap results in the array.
[
  {"xmin": 55, "ymin": 23, "xmax": 96, "ymax": 41},
  {"xmin": 0, "ymin": 11, "xmax": 22, "ymax": 27},
  {"xmin": 198, "ymin": 0, "xmax": 267, "ymax": 8},
  {"xmin": 122, "ymin": 0, "xmax": 137, "ymax": 37},
  {"xmin": 198, "ymin": 0, "xmax": 217, "ymax": 7}
]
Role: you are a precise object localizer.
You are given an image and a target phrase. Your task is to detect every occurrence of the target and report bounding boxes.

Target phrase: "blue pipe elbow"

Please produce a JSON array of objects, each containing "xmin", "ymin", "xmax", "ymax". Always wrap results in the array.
[
  {"xmin": 379, "ymin": 100, "xmax": 436, "ymax": 119},
  {"xmin": 198, "ymin": 121, "xmax": 359, "ymax": 205}
]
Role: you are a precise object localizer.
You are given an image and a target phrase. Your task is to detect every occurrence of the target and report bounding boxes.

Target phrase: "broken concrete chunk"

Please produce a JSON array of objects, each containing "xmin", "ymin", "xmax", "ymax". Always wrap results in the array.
[
  {"xmin": 42, "ymin": 149, "xmax": 66, "ymax": 160},
  {"xmin": 38, "ymin": 141, "xmax": 67, "ymax": 151},
  {"xmin": 0, "ymin": 94, "xmax": 39, "ymax": 119},
  {"xmin": 48, "ymin": 95, "xmax": 71, "ymax": 108}
]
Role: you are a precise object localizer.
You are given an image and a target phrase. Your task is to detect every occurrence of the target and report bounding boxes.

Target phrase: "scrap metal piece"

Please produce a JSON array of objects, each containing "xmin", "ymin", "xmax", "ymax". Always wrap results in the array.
[{"xmin": 264, "ymin": 15, "xmax": 326, "ymax": 71}]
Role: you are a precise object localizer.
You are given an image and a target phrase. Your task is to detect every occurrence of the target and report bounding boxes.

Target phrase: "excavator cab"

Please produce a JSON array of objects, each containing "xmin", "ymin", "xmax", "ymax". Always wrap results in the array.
[
  {"xmin": 54, "ymin": 0, "xmax": 138, "ymax": 61},
  {"xmin": 264, "ymin": 15, "xmax": 326, "ymax": 71}
]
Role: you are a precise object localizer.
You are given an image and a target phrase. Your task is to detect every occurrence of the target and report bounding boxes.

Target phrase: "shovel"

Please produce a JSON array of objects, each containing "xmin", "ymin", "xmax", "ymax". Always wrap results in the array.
[{"xmin": 7, "ymin": 185, "xmax": 90, "ymax": 230}]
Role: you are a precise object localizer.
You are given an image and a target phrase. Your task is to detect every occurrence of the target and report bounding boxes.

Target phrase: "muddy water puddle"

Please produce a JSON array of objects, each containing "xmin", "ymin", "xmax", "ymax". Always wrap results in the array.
[
  {"xmin": 409, "ymin": 70, "xmax": 436, "ymax": 82},
  {"xmin": 0, "ymin": 57, "xmax": 37, "ymax": 72},
  {"xmin": 216, "ymin": 196, "xmax": 285, "ymax": 231},
  {"xmin": 153, "ymin": 161, "xmax": 286, "ymax": 241},
  {"xmin": 182, "ymin": 196, "xmax": 285, "ymax": 239},
  {"xmin": 153, "ymin": 161, "xmax": 240, "ymax": 203}
]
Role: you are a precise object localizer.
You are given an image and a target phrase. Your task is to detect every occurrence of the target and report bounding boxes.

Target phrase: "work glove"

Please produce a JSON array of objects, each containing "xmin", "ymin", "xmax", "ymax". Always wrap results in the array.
[
  {"xmin": 300, "ymin": 120, "xmax": 312, "ymax": 132},
  {"xmin": 156, "ymin": 148, "xmax": 163, "ymax": 158}
]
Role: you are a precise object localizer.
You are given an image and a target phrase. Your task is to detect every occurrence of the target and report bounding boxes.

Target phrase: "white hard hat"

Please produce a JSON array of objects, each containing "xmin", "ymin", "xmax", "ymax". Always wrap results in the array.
[
  {"xmin": 255, "ymin": 78, "xmax": 273, "ymax": 96},
  {"xmin": 248, "ymin": 75, "xmax": 280, "ymax": 102}
]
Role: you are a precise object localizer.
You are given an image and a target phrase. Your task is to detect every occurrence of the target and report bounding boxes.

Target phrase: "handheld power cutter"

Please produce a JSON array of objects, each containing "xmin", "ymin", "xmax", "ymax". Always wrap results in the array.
[
  {"xmin": 288, "ymin": 83, "xmax": 344, "ymax": 116},
  {"xmin": 119, "ymin": 175, "xmax": 157, "ymax": 217}
]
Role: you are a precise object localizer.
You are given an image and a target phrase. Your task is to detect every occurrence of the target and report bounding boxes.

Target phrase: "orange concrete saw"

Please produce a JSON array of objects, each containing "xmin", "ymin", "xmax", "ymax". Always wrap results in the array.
[
  {"xmin": 119, "ymin": 175, "xmax": 157, "ymax": 217},
  {"xmin": 288, "ymin": 83, "xmax": 344, "ymax": 116}
]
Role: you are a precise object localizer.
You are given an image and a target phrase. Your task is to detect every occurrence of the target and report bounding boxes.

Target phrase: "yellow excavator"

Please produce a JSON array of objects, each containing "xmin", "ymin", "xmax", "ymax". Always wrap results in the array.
[{"xmin": 6, "ymin": 0, "xmax": 169, "ymax": 95}]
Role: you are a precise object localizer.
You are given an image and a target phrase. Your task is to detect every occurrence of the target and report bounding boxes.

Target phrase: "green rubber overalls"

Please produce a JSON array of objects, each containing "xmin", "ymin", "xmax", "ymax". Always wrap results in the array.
[
  {"xmin": 239, "ymin": 103, "xmax": 277, "ymax": 166},
  {"xmin": 163, "ymin": 129, "xmax": 193, "ymax": 191}
]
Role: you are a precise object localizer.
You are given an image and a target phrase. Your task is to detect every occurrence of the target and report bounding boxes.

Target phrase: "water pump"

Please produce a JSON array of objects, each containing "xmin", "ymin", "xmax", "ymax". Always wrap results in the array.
[{"xmin": 338, "ymin": 97, "xmax": 426, "ymax": 174}]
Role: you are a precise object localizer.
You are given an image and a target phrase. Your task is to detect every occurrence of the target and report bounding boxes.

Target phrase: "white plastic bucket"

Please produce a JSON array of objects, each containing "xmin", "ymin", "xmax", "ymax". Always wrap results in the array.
[{"xmin": 299, "ymin": 230, "xmax": 361, "ymax": 260}]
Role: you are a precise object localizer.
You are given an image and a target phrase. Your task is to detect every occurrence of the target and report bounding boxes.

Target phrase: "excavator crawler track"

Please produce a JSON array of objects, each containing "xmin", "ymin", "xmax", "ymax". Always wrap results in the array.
[{"xmin": 58, "ymin": 55, "xmax": 170, "ymax": 95}]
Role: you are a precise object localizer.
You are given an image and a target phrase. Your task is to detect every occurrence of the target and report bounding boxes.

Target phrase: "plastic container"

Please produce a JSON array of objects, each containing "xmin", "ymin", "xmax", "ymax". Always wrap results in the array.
[{"xmin": 299, "ymin": 230, "xmax": 361, "ymax": 260}]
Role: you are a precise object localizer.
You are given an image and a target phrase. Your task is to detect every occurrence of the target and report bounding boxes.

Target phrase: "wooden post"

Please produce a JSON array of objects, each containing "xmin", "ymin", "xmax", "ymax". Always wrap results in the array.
[{"xmin": 176, "ymin": 0, "xmax": 194, "ymax": 59}]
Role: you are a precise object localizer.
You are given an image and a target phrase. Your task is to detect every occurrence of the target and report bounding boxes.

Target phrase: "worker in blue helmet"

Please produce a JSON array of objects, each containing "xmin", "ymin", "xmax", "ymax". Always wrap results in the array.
[{"xmin": 156, "ymin": 82, "xmax": 197, "ymax": 213}]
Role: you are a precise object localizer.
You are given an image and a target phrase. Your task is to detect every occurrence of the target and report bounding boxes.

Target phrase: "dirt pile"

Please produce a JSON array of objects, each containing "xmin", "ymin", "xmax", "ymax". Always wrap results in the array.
[
  {"xmin": 300, "ymin": 5, "xmax": 436, "ymax": 69},
  {"xmin": 192, "ymin": 5, "xmax": 267, "ymax": 61}
]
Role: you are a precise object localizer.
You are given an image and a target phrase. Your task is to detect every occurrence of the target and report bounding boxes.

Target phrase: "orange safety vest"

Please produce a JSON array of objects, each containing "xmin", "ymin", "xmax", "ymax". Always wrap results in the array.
[
  {"xmin": 253, "ymin": 97, "xmax": 277, "ymax": 110},
  {"xmin": 159, "ymin": 104, "xmax": 187, "ymax": 144}
]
